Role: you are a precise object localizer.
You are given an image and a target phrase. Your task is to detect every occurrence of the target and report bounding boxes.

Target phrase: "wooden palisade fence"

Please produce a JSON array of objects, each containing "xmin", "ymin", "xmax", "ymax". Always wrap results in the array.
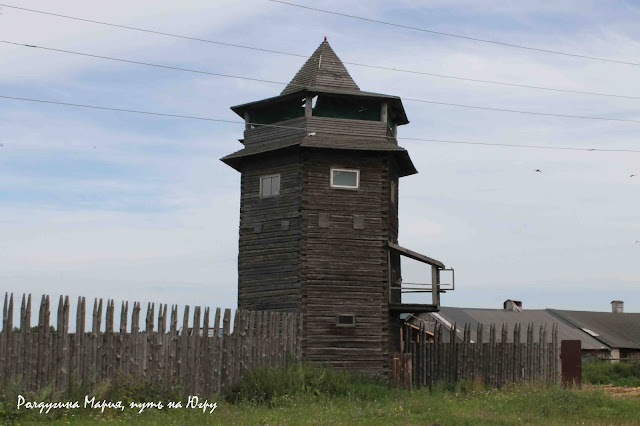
[
  {"xmin": 0, "ymin": 293, "xmax": 302, "ymax": 395},
  {"xmin": 403, "ymin": 322, "xmax": 560, "ymax": 388}
]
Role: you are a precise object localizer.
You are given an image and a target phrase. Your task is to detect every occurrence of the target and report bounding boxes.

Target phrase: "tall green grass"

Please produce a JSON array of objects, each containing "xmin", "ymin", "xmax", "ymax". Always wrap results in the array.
[
  {"xmin": 3, "ymin": 362, "xmax": 640, "ymax": 425},
  {"xmin": 583, "ymin": 360, "xmax": 640, "ymax": 387},
  {"xmin": 8, "ymin": 380, "xmax": 640, "ymax": 425},
  {"xmin": 0, "ymin": 374, "xmax": 183, "ymax": 424},
  {"xmin": 223, "ymin": 362, "xmax": 391, "ymax": 404}
]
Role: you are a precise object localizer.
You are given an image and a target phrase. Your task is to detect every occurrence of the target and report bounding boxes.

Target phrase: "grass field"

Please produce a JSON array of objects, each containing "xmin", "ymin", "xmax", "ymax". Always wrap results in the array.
[
  {"xmin": 2, "ymin": 363, "xmax": 640, "ymax": 425},
  {"xmin": 584, "ymin": 360, "xmax": 640, "ymax": 387},
  {"xmin": 4, "ymin": 385, "xmax": 639, "ymax": 425}
]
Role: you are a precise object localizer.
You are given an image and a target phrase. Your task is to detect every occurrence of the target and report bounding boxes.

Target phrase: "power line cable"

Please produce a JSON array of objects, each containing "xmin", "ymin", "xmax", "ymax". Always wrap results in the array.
[
  {"xmin": 0, "ymin": 41, "xmax": 289, "ymax": 87},
  {"xmin": 1, "ymin": 94, "xmax": 638, "ymax": 153},
  {"xmin": 0, "ymin": 5, "xmax": 639, "ymax": 99},
  {"xmin": 0, "ymin": 3, "xmax": 307, "ymax": 58},
  {"xmin": 338, "ymin": 63, "xmax": 640, "ymax": 100},
  {"xmin": 400, "ymin": 97, "xmax": 640, "ymax": 124},
  {"xmin": 4, "ymin": 41, "xmax": 640, "ymax": 125},
  {"xmin": 267, "ymin": 0, "xmax": 640, "ymax": 67}
]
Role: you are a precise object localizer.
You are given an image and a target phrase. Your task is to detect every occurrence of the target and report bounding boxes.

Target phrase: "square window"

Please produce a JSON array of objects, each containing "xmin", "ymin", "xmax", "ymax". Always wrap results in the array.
[
  {"xmin": 260, "ymin": 174, "xmax": 280, "ymax": 197},
  {"xmin": 337, "ymin": 314, "xmax": 356, "ymax": 327},
  {"xmin": 330, "ymin": 168, "xmax": 359, "ymax": 189}
]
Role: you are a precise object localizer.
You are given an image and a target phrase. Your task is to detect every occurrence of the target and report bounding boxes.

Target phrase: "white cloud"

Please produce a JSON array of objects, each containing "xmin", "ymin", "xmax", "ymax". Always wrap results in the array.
[{"xmin": 0, "ymin": 0, "xmax": 638, "ymax": 313}]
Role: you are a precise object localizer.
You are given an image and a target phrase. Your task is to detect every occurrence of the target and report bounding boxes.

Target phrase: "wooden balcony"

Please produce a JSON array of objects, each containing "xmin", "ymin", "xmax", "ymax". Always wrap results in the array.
[
  {"xmin": 386, "ymin": 242, "xmax": 454, "ymax": 313},
  {"xmin": 389, "ymin": 303, "xmax": 440, "ymax": 313}
]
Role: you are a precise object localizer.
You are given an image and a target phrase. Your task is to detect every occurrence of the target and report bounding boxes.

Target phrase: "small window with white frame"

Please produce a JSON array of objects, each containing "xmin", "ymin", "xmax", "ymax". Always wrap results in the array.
[
  {"xmin": 330, "ymin": 168, "xmax": 359, "ymax": 189},
  {"xmin": 260, "ymin": 174, "xmax": 280, "ymax": 197}
]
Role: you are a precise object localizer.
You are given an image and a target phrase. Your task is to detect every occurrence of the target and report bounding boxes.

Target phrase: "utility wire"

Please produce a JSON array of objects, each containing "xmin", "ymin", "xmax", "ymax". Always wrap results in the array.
[
  {"xmin": 0, "ymin": 5, "xmax": 639, "ymax": 99},
  {"xmin": 267, "ymin": 0, "xmax": 640, "ymax": 67},
  {"xmin": 5, "ymin": 41, "xmax": 640, "ymax": 125},
  {"xmin": 400, "ymin": 97, "xmax": 640, "ymax": 124},
  {"xmin": 1, "ymin": 94, "xmax": 638, "ymax": 153},
  {"xmin": 339, "ymin": 63, "xmax": 640, "ymax": 100},
  {"xmin": 0, "ymin": 3, "xmax": 306, "ymax": 58},
  {"xmin": 0, "ymin": 41, "xmax": 289, "ymax": 87}
]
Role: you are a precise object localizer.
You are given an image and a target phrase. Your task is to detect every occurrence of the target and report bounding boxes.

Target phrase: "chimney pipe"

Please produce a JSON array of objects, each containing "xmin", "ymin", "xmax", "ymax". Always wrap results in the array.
[
  {"xmin": 503, "ymin": 299, "xmax": 523, "ymax": 312},
  {"xmin": 611, "ymin": 300, "xmax": 624, "ymax": 313}
]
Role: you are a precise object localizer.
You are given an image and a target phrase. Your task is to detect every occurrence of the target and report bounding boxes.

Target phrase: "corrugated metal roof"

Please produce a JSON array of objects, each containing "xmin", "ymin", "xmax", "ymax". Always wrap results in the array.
[
  {"xmin": 415, "ymin": 307, "xmax": 609, "ymax": 350},
  {"xmin": 548, "ymin": 310, "xmax": 640, "ymax": 349},
  {"xmin": 220, "ymin": 134, "xmax": 418, "ymax": 176}
]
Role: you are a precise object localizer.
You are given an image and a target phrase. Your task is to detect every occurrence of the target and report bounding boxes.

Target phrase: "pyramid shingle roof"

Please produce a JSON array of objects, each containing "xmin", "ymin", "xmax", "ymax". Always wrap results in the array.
[{"xmin": 281, "ymin": 39, "xmax": 360, "ymax": 95}]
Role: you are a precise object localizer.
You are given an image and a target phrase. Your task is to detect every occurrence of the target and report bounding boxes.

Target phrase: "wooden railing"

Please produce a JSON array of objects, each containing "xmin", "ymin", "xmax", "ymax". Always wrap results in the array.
[
  {"xmin": 387, "ymin": 242, "xmax": 453, "ymax": 311},
  {"xmin": 0, "ymin": 293, "xmax": 302, "ymax": 395}
]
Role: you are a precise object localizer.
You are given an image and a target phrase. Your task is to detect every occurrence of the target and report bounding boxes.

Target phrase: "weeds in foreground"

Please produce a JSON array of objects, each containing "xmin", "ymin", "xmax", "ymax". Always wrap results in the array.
[
  {"xmin": 0, "ymin": 374, "xmax": 183, "ymax": 424},
  {"xmin": 223, "ymin": 362, "xmax": 390, "ymax": 405},
  {"xmin": 2, "ymin": 363, "xmax": 640, "ymax": 425}
]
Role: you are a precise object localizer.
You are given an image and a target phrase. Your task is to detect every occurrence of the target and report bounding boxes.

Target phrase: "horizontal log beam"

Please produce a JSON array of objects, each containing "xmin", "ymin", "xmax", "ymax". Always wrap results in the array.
[{"xmin": 387, "ymin": 242, "xmax": 445, "ymax": 268}]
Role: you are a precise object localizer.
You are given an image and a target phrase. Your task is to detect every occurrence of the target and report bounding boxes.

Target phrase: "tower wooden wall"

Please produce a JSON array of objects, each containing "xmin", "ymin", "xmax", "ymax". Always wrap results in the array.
[
  {"xmin": 224, "ymin": 39, "xmax": 417, "ymax": 377},
  {"xmin": 237, "ymin": 150, "xmax": 302, "ymax": 312},
  {"xmin": 299, "ymin": 150, "xmax": 398, "ymax": 374}
]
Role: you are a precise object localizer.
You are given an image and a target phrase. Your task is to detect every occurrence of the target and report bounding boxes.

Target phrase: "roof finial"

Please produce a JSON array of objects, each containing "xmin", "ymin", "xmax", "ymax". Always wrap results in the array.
[{"xmin": 324, "ymin": 36, "xmax": 327, "ymax": 41}]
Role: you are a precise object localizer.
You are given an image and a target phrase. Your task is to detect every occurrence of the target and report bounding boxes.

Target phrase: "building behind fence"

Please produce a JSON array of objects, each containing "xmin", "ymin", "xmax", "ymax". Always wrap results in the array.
[
  {"xmin": 0, "ymin": 293, "xmax": 302, "ymax": 395},
  {"xmin": 394, "ymin": 322, "xmax": 560, "ymax": 388}
]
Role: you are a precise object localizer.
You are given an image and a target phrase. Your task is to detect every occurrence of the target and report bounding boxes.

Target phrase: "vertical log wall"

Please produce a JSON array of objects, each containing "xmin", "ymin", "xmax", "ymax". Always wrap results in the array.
[
  {"xmin": 402, "ymin": 322, "xmax": 560, "ymax": 388},
  {"xmin": 0, "ymin": 293, "xmax": 302, "ymax": 395}
]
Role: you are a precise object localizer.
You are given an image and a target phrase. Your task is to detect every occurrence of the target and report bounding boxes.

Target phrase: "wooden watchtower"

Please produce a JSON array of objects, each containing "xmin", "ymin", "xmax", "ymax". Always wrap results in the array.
[{"xmin": 222, "ymin": 38, "xmax": 450, "ymax": 376}]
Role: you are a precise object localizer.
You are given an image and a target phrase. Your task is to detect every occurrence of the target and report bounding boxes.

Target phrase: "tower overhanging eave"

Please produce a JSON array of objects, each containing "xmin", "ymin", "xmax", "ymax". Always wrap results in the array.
[
  {"xmin": 220, "ymin": 135, "xmax": 418, "ymax": 177},
  {"xmin": 230, "ymin": 87, "xmax": 409, "ymax": 126}
]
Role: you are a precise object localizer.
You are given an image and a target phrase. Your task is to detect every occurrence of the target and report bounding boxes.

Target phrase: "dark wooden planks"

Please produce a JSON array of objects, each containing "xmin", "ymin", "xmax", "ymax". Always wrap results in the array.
[
  {"xmin": 0, "ymin": 293, "xmax": 302, "ymax": 396},
  {"xmin": 237, "ymin": 150, "xmax": 303, "ymax": 312},
  {"xmin": 243, "ymin": 116, "xmax": 388, "ymax": 147},
  {"xmin": 300, "ymin": 150, "xmax": 397, "ymax": 376},
  {"xmin": 404, "ymin": 322, "xmax": 560, "ymax": 388}
]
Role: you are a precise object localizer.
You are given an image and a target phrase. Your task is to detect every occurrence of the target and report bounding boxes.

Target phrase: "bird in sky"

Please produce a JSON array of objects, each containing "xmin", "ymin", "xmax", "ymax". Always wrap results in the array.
[
  {"xmin": 631, "ymin": 174, "xmax": 636, "ymax": 178},
  {"xmin": 535, "ymin": 169, "xmax": 542, "ymax": 173}
]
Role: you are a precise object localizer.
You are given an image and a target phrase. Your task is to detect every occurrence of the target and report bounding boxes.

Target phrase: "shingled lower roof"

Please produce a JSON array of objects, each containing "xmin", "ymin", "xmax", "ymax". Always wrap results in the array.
[
  {"xmin": 281, "ymin": 40, "xmax": 360, "ymax": 95},
  {"xmin": 220, "ymin": 134, "xmax": 417, "ymax": 176}
]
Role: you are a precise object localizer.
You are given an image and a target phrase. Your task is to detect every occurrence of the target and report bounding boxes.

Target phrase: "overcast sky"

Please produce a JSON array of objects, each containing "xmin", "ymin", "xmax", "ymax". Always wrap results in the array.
[{"xmin": 1, "ymin": 0, "xmax": 639, "ymax": 318}]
